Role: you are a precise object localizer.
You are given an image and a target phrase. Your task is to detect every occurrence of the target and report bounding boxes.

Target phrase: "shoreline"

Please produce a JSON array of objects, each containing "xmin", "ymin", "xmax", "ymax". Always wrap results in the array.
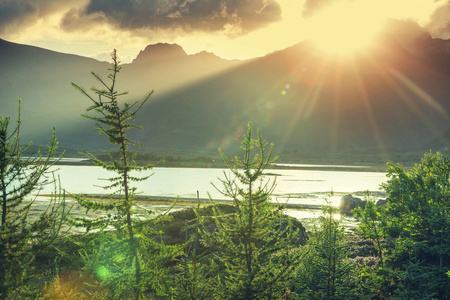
[
  {"xmin": 33, "ymin": 193, "xmax": 360, "ymax": 233},
  {"xmin": 38, "ymin": 193, "xmax": 326, "ymax": 210},
  {"xmin": 53, "ymin": 159, "xmax": 389, "ymax": 173},
  {"xmin": 37, "ymin": 190, "xmax": 388, "ymax": 210}
]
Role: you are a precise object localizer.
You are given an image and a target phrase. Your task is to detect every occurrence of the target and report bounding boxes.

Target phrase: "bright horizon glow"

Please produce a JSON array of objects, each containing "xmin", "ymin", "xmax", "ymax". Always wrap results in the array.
[
  {"xmin": 306, "ymin": 1, "xmax": 388, "ymax": 56},
  {"xmin": 0, "ymin": 0, "xmax": 447, "ymax": 63}
]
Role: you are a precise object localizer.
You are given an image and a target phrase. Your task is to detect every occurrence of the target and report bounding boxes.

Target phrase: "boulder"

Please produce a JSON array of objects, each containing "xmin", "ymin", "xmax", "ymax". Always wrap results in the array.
[
  {"xmin": 340, "ymin": 194, "xmax": 366, "ymax": 215},
  {"xmin": 375, "ymin": 198, "xmax": 388, "ymax": 206}
]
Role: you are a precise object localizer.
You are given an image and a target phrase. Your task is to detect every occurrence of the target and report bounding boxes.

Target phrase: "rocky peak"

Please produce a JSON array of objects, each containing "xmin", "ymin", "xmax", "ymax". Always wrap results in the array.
[
  {"xmin": 192, "ymin": 50, "xmax": 220, "ymax": 59},
  {"xmin": 132, "ymin": 43, "xmax": 187, "ymax": 64}
]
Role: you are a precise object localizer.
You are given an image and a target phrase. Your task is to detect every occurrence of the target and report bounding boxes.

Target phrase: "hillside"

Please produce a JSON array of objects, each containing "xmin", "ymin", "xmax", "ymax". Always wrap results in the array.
[{"xmin": 1, "ymin": 23, "xmax": 450, "ymax": 162}]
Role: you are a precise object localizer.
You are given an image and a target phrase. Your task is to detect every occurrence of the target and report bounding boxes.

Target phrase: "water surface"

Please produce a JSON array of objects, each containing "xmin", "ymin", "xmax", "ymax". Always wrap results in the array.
[{"xmin": 43, "ymin": 165, "xmax": 387, "ymax": 206}]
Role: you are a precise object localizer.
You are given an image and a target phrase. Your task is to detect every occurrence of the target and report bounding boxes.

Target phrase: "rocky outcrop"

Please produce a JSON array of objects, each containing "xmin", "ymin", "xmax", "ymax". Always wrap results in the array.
[
  {"xmin": 132, "ymin": 43, "xmax": 187, "ymax": 64},
  {"xmin": 375, "ymin": 198, "xmax": 388, "ymax": 206},
  {"xmin": 159, "ymin": 204, "xmax": 309, "ymax": 247},
  {"xmin": 274, "ymin": 216, "xmax": 308, "ymax": 245},
  {"xmin": 340, "ymin": 194, "xmax": 366, "ymax": 215}
]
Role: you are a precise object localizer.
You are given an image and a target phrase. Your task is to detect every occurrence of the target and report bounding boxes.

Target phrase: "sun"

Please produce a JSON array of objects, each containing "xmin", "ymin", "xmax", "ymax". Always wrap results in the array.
[{"xmin": 306, "ymin": 1, "xmax": 387, "ymax": 56}]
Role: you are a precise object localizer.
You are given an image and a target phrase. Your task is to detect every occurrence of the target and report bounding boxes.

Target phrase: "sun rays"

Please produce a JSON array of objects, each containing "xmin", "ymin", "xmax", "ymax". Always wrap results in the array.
[
  {"xmin": 306, "ymin": 0, "xmax": 387, "ymax": 57},
  {"xmin": 281, "ymin": 41, "xmax": 448, "ymax": 153}
]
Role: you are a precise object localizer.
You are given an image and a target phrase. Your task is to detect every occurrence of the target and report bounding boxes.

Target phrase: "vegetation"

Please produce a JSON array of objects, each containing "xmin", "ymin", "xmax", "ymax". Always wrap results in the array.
[
  {"xmin": 383, "ymin": 151, "xmax": 450, "ymax": 269},
  {"xmin": 294, "ymin": 197, "xmax": 358, "ymax": 299},
  {"xmin": 69, "ymin": 50, "xmax": 178, "ymax": 299},
  {"xmin": 0, "ymin": 100, "xmax": 68, "ymax": 299},
  {"xmin": 350, "ymin": 152, "xmax": 450, "ymax": 299},
  {"xmin": 2, "ymin": 52, "xmax": 450, "ymax": 299},
  {"xmin": 353, "ymin": 191, "xmax": 386, "ymax": 267},
  {"xmin": 196, "ymin": 123, "xmax": 304, "ymax": 299}
]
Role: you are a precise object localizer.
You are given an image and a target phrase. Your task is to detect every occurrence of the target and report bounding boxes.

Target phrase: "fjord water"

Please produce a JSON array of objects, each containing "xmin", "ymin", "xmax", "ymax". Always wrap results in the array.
[{"xmin": 43, "ymin": 165, "xmax": 387, "ymax": 206}]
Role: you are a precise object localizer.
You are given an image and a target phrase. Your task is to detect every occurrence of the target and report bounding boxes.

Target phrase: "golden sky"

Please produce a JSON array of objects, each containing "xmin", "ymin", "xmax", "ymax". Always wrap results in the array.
[{"xmin": 1, "ymin": 0, "xmax": 449, "ymax": 63}]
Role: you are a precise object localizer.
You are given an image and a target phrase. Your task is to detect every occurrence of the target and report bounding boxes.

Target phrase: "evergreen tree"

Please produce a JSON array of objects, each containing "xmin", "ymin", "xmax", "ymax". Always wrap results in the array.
[
  {"xmin": 296, "ymin": 196, "xmax": 354, "ymax": 299},
  {"xmin": 71, "ymin": 50, "xmax": 170, "ymax": 299},
  {"xmin": 202, "ymin": 123, "xmax": 303, "ymax": 299},
  {"xmin": 382, "ymin": 151, "xmax": 450, "ymax": 269},
  {"xmin": 353, "ymin": 191, "xmax": 386, "ymax": 267},
  {"xmin": 0, "ymin": 100, "xmax": 67, "ymax": 299},
  {"xmin": 173, "ymin": 195, "xmax": 218, "ymax": 300}
]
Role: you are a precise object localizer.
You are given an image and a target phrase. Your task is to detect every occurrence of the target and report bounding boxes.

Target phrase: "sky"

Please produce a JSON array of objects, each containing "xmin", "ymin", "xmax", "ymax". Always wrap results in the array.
[{"xmin": 1, "ymin": 0, "xmax": 450, "ymax": 63}]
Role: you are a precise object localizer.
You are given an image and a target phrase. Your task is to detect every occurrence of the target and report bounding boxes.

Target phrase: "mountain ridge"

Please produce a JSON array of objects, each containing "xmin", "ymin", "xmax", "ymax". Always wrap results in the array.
[{"xmin": 1, "ymin": 28, "xmax": 450, "ymax": 161}]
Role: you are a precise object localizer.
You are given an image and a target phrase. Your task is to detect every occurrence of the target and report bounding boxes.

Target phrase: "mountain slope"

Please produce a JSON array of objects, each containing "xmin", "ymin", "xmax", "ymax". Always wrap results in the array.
[
  {"xmin": 132, "ymin": 35, "xmax": 450, "ymax": 154},
  {"xmin": 1, "ymin": 28, "xmax": 450, "ymax": 158},
  {"xmin": 0, "ymin": 38, "xmax": 111, "ymax": 149}
]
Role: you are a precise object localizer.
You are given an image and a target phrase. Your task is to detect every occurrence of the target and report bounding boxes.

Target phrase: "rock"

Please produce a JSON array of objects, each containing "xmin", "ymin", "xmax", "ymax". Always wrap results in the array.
[
  {"xmin": 274, "ymin": 216, "xmax": 309, "ymax": 246},
  {"xmin": 159, "ymin": 205, "xmax": 309, "ymax": 247},
  {"xmin": 340, "ymin": 194, "xmax": 366, "ymax": 215},
  {"xmin": 375, "ymin": 199, "xmax": 388, "ymax": 206},
  {"xmin": 132, "ymin": 43, "xmax": 187, "ymax": 64}
]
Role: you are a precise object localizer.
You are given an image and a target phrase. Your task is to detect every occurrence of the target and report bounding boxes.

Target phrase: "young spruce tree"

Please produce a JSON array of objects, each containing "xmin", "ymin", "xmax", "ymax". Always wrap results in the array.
[
  {"xmin": 296, "ymin": 196, "xmax": 354, "ymax": 299},
  {"xmin": 353, "ymin": 191, "xmax": 386, "ymax": 267},
  {"xmin": 0, "ymin": 100, "xmax": 66, "ymax": 299},
  {"xmin": 202, "ymin": 123, "xmax": 303, "ymax": 299},
  {"xmin": 71, "ymin": 50, "xmax": 162, "ymax": 299}
]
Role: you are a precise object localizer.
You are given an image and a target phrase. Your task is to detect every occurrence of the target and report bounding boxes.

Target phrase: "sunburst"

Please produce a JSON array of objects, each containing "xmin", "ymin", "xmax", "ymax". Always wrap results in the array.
[{"xmin": 306, "ymin": 1, "xmax": 386, "ymax": 56}]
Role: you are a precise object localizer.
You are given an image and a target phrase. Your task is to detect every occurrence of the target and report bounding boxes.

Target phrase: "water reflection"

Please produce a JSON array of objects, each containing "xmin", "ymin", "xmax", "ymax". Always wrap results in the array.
[
  {"xmin": 25, "ymin": 165, "xmax": 386, "ymax": 233},
  {"xmin": 42, "ymin": 166, "xmax": 387, "ymax": 208}
]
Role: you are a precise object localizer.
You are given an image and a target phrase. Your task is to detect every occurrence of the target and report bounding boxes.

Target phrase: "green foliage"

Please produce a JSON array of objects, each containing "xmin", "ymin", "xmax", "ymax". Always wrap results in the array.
[
  {"xmin": 382, "ymin": 151, "xmax": 450, "ymax": 268},
  {"xmin": 71, "ymin": 50, "xmax": 154, "ymax": 232},
  {"xmin": 173, "ymin": 197, "xmax": 217, "ymax": 300},
  {"xmin": 70, "ymin": 225, "xmax": 176, "ymax": 299},
  {"xmin": 391, "ymin": 261, "xmax": 450, "ymax": 300},
  {"xmin": 353, "ymin": 191, "xmax": 386, "ymax": 267},
  {"xmin": 0, "ymin": 100, "xmax": 68, "ymax": 299},
  {"xmin": 71, "ymin": 50, "xmax": 175, "ymax": 299},
  {"xmin": 350, "ymin": 151, "xmax": 450, "ymax": 298},
  {"xmin": 295, "ymin": 196, "xmax": 355, "ymax": 299},
  {"xmin": 201, "ymin": 123, "xmax": 303, "ymax": 299}
]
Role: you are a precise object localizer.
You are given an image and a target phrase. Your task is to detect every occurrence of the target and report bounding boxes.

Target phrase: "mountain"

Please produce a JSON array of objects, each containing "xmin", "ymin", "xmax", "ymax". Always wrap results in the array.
[
  {"xmin": 0, "ymin": 39, "xmax": 240, "ymax": 151},
  {"xmin": 0, "ymin": 38, "xmax": 111, "ymax": 149},
  {"xmin": 130, "ymin": 33, "xmax": 450, "ymax": 155},
  {"xmin": 1, "ymin": 25, "xmax": 450, "ymax": 160},
  {"xmin": 121, "ymin": 43, "xmax": 241, "ymax": 99},
  {"xmin": 132, "ymin": 43, "xmax": 188, "ymax": 63}
]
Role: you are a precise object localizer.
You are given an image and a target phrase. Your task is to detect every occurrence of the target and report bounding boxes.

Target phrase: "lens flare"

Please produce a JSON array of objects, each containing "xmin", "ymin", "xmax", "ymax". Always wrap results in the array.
[
  {"xmin": 96, "ymin": 266, "xmax": 109, "ymax": 280},
  {"xmin": 42, "ymin": 270, "xmax": 104, "ymax": 299}
]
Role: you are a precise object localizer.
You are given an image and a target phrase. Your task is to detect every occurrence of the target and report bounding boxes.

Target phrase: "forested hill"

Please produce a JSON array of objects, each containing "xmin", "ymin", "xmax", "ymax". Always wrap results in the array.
[{"xmin": 1, "ymin": 20, "xmax": 450, "ymax": 157}]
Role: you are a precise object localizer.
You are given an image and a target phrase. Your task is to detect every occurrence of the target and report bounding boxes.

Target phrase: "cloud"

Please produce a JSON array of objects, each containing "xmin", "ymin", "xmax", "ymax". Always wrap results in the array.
[
  {"xmin": 63, "ymin": 0, "xmax": 282, "ymax": 35},
  {"xmin": 425, "ymin": 3, "xmax": 450, "ymax": 39},
  {"xmin": 0, "ymin": 0, "xmax": 83, "ymax": 34},
  {"xmin": 61, "ymin": 8, "xmax": 106, "ymax": 32},
  {"xmin": 380, "ymin": 19, "xmax": 429, "ymax": 45},
  {"xmin": 302, "ymin": 0, "xmax": 336, "ymax": 18}
]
